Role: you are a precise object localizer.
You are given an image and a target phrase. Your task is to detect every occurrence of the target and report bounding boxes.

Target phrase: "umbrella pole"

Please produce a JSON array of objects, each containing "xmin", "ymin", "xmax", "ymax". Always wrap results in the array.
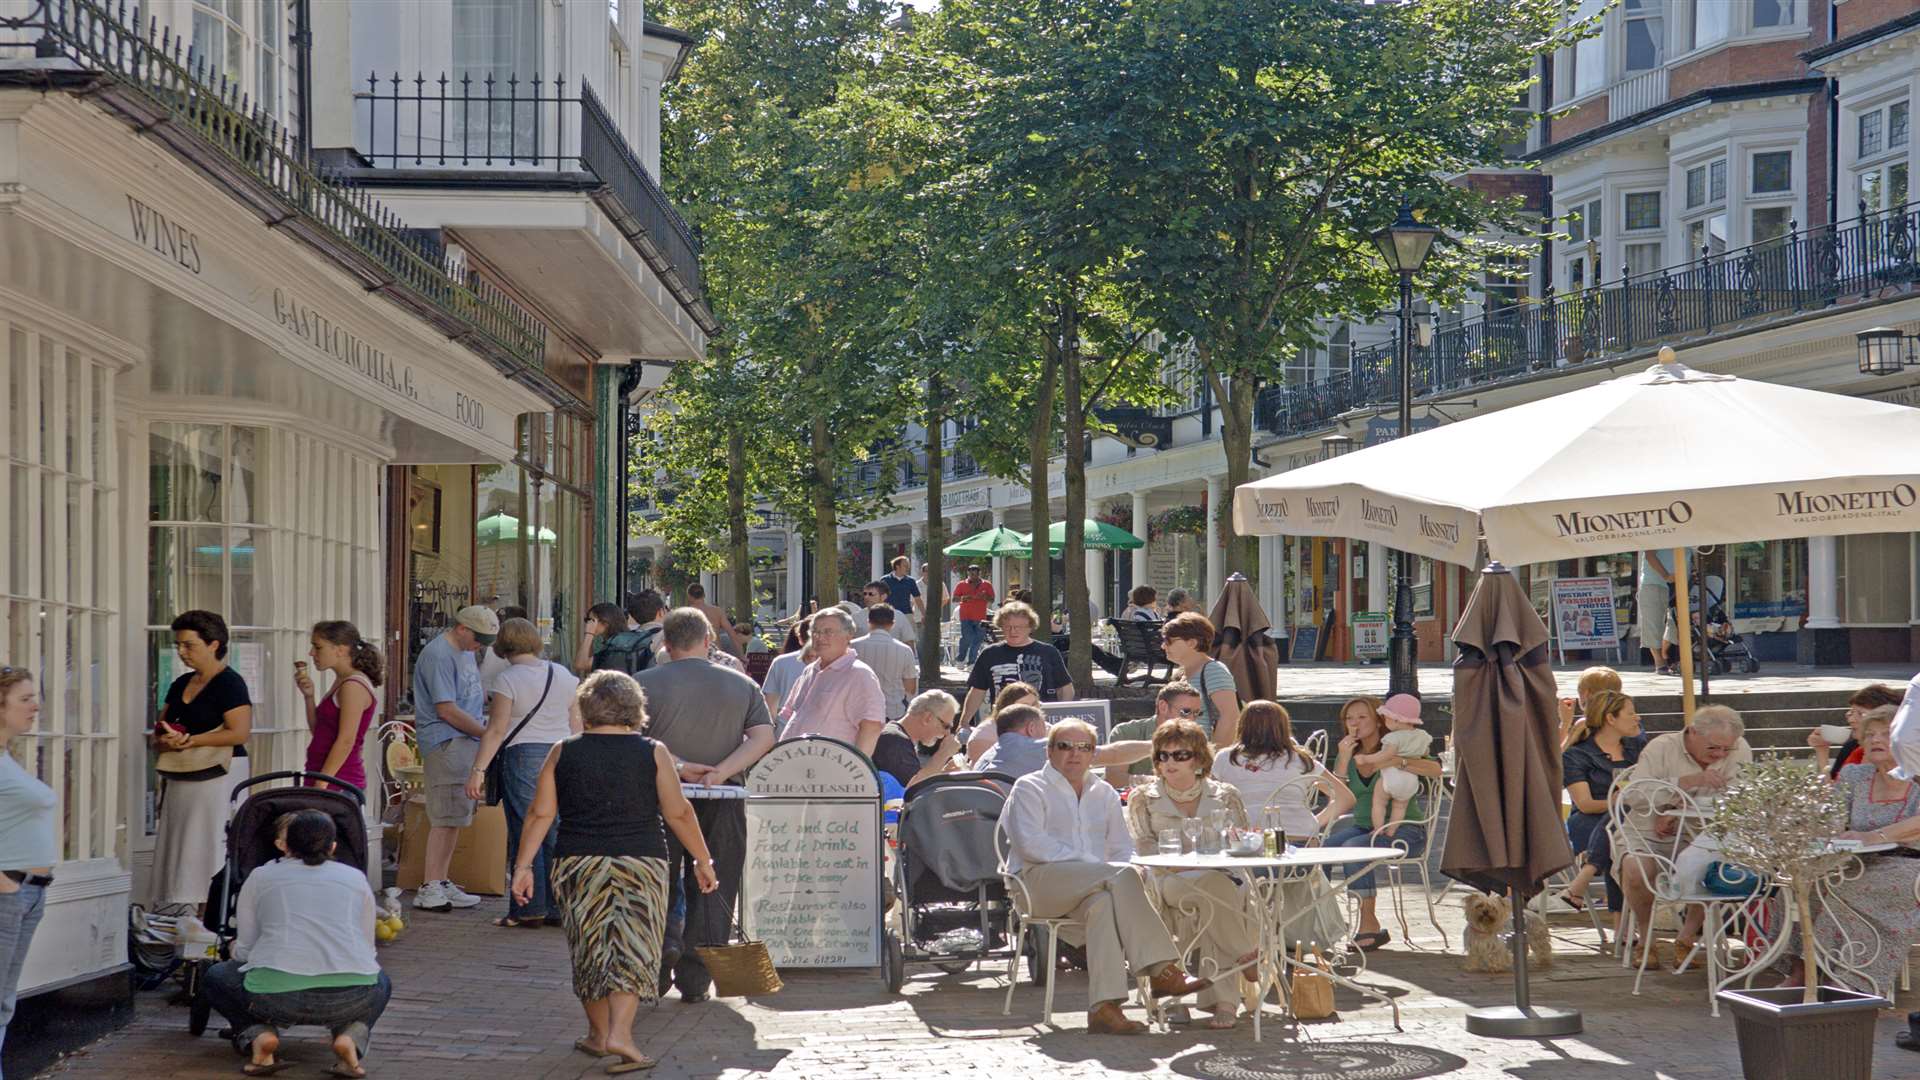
[
  {"xmin": 1673, "ymin": 548, "xmax": 1697, "ymax": 725},
  {"xmin": 1464, "ymin": 884, "xmax": 1583, "ymax": 1038}
]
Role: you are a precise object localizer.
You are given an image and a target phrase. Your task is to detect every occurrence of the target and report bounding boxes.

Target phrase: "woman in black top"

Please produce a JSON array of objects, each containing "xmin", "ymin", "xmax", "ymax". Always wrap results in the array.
[
  {"xmin": 151, "ymin": 610, "xmax": 252, "ymax": 911},
  {"xmin": 1556, "ymin": 690, "xmax": 1643, "ymax": 913},
  {"xmin": 513, "ymin": 670, "xmax": 715, "ymax": 1075}
]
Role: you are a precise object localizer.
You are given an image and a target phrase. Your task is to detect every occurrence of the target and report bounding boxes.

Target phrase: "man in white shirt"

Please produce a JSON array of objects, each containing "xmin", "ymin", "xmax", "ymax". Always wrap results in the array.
[
  {"xmin": 1002, "ymin": 719, "xmax": 1205, "ymax": 1034},
  {"xmin": 1888, "ymin": 670, "xmax": 1920, "ymax": 782},
  {"xmin": 852, "ymin": 606, "xmax": 919, "ymax": 721}
]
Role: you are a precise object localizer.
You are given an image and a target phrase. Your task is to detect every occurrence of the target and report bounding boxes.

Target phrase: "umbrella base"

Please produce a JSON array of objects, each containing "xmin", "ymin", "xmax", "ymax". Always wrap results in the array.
[{"xmin": 1465, "ymin": 1004, "xmax": 1583, "ymax": 1039}]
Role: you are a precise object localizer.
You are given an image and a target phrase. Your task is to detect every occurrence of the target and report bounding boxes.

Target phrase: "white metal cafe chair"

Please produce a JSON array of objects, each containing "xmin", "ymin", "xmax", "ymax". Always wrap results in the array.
[
  {"xmin": 1360, "ymin": 772, "xmax": 1452, "ymax": 951},
  {"xmin": 991, "ymin": 815, "xmax": 1165, "ymax": 1028},
  {"xmin": 1302, "ymin": 728, "xmax": 1330, "ymax": 766}
]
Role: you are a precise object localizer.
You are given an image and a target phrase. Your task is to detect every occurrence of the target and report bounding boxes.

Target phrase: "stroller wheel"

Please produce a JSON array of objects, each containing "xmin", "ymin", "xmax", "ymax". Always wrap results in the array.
[{"xmin": 881, "ymin": 928, "xmax": 906, "ymax": 994}]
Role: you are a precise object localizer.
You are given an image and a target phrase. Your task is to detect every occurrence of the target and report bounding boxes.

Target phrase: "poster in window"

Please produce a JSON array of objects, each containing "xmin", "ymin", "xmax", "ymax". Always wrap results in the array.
[{"xmin": 408, "ymin": 474, "xmax": 442, "ymax": 556}]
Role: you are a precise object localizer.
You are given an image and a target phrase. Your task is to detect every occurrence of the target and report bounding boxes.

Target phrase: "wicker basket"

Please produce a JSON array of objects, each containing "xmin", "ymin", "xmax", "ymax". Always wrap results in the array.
[{"xmin": 694, "ymin": 939, "xmax": 784, "ymax": 997}]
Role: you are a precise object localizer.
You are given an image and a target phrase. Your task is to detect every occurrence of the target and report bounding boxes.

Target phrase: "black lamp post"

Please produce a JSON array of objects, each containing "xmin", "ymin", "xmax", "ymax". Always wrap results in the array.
[{"xmin": 1371, "ymin": 198, "xmax": 1441, "ymax": 699}]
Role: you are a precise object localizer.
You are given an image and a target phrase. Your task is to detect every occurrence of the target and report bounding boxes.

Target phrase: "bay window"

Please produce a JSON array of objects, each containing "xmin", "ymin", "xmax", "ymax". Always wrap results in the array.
[
  {"xmin": 1684, "ymin": 158, "xmax": 1729, "ymax": 258},
  {"xmin": 1623, "ymin": 190, "xmax": 1662, "ymax": 277}
]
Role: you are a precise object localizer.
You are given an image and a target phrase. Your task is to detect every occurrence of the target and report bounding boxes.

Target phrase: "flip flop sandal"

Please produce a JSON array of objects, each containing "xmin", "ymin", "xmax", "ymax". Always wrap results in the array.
[
  {"xmin": 606, "ymin": 1056, "xmax": 658, "ymax": 1074},
  {"xmin": 325, "ymin": 1065, "xmax": 367, "ymax": 1079},
  {"xmin": 241, "ymin": 1063, "xmax": 295, "ymax": 1077},
  {"xmin": 575, "ymin": 1038, "xmax": 612, "ymax": 1057},
  {"xmin": 1354, "ymin": 930, "xmax": 1391, "ymax": 951},
  {"xmin": 493, "ymin": 917, "xmax": 544, "ymax": 929}
]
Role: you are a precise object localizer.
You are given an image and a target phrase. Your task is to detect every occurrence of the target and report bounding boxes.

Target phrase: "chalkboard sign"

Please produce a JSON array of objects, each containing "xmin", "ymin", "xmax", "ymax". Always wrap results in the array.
[
  {"xmin": 743, "ymin": 738, "xmax": 884, "ymax": 968},
  {"xmin": 1290, "ymin": 625, "xmax": 1320, "ymax": 663},
  {"xmin": 1040, "ymin": 698, "xmax": 1113, "ymax": 743}
]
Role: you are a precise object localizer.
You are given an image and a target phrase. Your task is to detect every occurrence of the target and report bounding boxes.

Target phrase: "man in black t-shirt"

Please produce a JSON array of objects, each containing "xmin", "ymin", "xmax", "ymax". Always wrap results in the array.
[
  {"xmin": 959, "ymin": 601, "xmax": 1073, "ymax": 727},
  {"xmin": 870, "ymin": 690, "xmax": 962, "ymax": 789}
]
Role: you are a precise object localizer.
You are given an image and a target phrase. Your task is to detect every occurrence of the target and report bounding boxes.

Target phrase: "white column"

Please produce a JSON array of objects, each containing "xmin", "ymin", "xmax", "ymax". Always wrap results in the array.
[
  {"xmin": 910, "ymin": 520, "xmax": 926, "ymax": 569},
  {"xmin": 991, "ymin": 508, "xmax": 1007, "ymax": 594},
  {"xmin": 1085, "ymin": 549, "xmax": 1106, "ymax": 622},
  {"xmin": 1131, "ymin": 491, "xmax": 1149, "ymax": 590},
  {"xmin": 870, "ymin": 530, "xmax": 886, "ymax": 583},
  {"xmin": 1261, "ymin": 535, "xmax": 1287, "ymax": 635},
  {"xmin": 1369, "ymin": 541, "xmax": 1390, "ymax": 616},
  {"xmin": 1205, "ymin": 475, "xmax": 1225, "ymax": 602},
  {"xmin": 1807, "ymin": 535, "xmax": 1840, "ymax": 629},
  {"xmin": 785, "ymin": 528, "xmax": 804, "ymax": 613}
]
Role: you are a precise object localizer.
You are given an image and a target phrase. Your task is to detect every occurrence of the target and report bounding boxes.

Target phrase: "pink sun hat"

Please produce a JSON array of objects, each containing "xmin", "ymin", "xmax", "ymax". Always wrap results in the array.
[{"xmin": 1380, "ymin": 693, "xmax": 1424, "ymax": 726}]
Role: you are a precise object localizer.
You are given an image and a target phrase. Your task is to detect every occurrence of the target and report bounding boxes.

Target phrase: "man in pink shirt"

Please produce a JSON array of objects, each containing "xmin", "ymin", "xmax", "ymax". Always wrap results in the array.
[{"xmin": 777, "ymin": 608, "xmax": 886, "ymax": 755}]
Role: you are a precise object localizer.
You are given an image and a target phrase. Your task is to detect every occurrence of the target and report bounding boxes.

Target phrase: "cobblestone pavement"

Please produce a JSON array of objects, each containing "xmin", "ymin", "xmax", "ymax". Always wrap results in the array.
[{"xmin": 36, "ymin": 888, "xmax": 1919, "ymax": 1080}]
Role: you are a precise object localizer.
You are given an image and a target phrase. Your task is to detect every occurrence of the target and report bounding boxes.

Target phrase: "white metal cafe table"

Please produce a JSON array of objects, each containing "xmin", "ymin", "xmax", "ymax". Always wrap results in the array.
[{"xmin": 1132, "ymin": 845, "xmax": 1404, "ymax": 1041}]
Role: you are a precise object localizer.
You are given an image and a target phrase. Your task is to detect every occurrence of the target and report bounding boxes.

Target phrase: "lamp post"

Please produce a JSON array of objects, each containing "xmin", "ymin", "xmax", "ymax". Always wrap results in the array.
[{"xmin": 1371, "ymin": 198, "xmax": 1441, "ymax": 698}]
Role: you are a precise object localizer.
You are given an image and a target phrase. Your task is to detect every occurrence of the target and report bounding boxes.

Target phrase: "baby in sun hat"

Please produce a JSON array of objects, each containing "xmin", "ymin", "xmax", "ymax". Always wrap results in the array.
[{"xmin": 1360, "ymin": 693, "xmax": 1432, "ymax": 838}]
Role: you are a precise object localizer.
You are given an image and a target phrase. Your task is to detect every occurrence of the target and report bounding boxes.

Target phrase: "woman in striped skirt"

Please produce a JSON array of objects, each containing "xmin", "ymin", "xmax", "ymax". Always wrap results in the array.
[{"xmin": 512, "ymin": 670, "xmax": 717, "ymax": 1074}]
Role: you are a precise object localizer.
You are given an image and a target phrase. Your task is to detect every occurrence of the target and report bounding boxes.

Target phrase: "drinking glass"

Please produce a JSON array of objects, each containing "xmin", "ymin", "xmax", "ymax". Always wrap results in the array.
[
  {"xmin": 1180, "ymin": 816, "xmax": 1202, "ymax": 854},
  {"xmin": 1157, "ymin": 828, "xmax": 1182, "ymax": 855}
]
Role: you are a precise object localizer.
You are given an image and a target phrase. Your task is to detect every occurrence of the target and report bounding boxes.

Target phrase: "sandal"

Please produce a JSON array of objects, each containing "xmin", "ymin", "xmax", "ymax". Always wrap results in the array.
[
  {"xmin": 575, "ymin": 1038, "xmax": 611, "ymax": 1057},
  {"xmin": 1353, "ymin": 929, "xmax": 1391, "ymax": 951},
  {"xmin": 242, "ymin": 1064, "xmax": 294, "ymax": 1077},
  {"xmin": 607, "ymin": 1055, "xmax": 658, "ymax": 1074},
  {"xmin": 325, "ymin": 1065, "xmax": 367, "ymax": 1079},
  {"xmin": 493, "ymin": 916, "xmax": 545, "ymax": 929},
  {"xmin": 1205, "ymin": 1011, "xmax": 1238, "ymax": 1030}
]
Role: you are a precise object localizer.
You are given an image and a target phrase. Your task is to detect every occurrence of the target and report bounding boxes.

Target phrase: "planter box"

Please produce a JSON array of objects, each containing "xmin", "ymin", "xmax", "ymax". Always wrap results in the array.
[{"xmin": 1717, "ymin": 985, "xmax": 1889, "ymax": 1080}]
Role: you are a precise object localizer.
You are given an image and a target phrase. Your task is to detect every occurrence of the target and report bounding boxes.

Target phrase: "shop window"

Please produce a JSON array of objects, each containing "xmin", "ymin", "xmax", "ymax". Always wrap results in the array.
[
  {"xmin": 1837, "ymin": 533, "xmax": 1913, "ymax": 625},
  {"xmin": 1414, "ymin": 557, "xmax": 1435, "ymax": 619},
  {"xmin": 3, "ymin": 325, "xmax": 121, "ymax": 864},
  {"xmin": 1732, "ymin": 540, "xmax": 1806, "ymax": 620}
]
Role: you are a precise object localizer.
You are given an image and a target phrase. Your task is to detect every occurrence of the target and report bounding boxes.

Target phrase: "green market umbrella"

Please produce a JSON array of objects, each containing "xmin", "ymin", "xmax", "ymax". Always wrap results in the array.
[
  {"xmin": 476, "ymin": 510, "xmax": 557, "ymax": 544},
  {"xmin": 1032, "ymin": 519, "xmax": 1146, "ymax": 554},
  {"xmin": 944, "ymin": 525, "xmax": 1032, "ymax": 559}
]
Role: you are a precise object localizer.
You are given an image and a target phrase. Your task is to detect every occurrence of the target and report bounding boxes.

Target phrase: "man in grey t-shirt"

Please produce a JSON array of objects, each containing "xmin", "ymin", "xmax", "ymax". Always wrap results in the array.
[{"xmin": 632, "ymin": 607, "xmax": 775, "ymax": 1001}]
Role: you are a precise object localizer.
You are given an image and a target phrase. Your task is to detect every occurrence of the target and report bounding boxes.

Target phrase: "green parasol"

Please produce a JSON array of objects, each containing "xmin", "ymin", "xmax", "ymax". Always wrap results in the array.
[
  {"xmin": 943, "ymin": 525, "xmax": 1032, "ymax": 559},
  {"xmin": 475, "ymin": 510, "xmax": 557, "ymax": 544},
  {"xmin": 1031, "ymin": 519, "xmax": 1146, "ymax": 553}
]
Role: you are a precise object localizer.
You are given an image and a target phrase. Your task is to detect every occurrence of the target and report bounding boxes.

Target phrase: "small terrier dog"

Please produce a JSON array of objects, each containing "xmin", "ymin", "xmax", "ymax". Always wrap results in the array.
[{"xmin": 1461, "ymin": 892, "xmax": 1553, "ymax": 973}]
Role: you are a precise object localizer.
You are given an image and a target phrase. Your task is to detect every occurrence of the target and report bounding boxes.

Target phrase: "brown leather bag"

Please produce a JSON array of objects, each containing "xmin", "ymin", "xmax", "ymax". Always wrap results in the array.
[{"xmin": 1289, "ymin": 943, "xmax": 1335, "ymax": 1019}]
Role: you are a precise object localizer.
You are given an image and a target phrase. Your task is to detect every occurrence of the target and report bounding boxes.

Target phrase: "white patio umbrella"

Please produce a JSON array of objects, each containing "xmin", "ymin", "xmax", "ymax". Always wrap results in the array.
[{"xmin": 1233, "ymin": 351, "xmax": 1920, "ymax": 714}]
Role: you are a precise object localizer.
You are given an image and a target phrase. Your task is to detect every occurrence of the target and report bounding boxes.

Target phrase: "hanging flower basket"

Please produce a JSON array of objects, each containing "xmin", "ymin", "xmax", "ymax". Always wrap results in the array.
[{"xmin": 1147, "ymin": 505, "xmax": 1206, "ymax": 541}]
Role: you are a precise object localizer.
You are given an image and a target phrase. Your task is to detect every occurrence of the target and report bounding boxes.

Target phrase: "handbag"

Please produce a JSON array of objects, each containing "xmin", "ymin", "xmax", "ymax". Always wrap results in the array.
[
  {"xmin": 482, "ymin": 664, "xmax": 555, "ymax": 806},
  {"xmin": 1703, "ymin": 860, "xmax": 1766, "ymax": 898},
  {"xmin": 694, "ymin": 906, "xmax": 784, "ymax": 997},
  {"xmin": 1288, "ymin": 943, "xmax": 1335, "ymax": 1020},
  {"xmin": 155, "ymin": 742, "xmax": 233, "ymax": 776}
]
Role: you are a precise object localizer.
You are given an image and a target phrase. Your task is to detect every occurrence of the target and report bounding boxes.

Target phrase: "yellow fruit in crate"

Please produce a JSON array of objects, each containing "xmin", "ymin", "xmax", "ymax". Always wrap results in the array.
[{"xmin": 375, "ymin": 920, "xmax": 396, "ymax": 943}]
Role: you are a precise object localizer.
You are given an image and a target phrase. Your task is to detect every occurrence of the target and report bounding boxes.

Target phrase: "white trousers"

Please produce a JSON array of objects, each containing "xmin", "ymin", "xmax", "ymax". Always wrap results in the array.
[{"xmin": 1019, "ymin": 861, "xmax": 1178, "ymax": 1006}]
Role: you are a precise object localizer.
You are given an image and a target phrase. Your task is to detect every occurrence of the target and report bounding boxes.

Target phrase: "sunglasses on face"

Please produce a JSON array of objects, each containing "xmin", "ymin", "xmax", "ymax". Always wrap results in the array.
[
  {"xmin": 1050, "ymin": 741, "xmax": 1095, "ymax": 754},
  {"xmin": 1154, "ymin": 749, "xmax": 1198, "ymax": 763}
]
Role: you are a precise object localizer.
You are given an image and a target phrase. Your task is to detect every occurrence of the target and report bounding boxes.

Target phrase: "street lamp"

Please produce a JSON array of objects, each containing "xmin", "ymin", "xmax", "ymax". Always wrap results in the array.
[
  {"xmin": 1371, "ymin": 197, "xmax": 1441, "ymax": 699},
  {"xmin": 1858, "ymin": 327, "xmax": 1919, "ymax": 376}
]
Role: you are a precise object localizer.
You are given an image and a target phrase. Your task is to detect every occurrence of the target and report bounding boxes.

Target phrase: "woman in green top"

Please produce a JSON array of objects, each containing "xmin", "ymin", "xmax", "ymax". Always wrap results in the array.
[{"xmin": 1325, "ymin": 696, "xmax": 1442, "ymax": 950}]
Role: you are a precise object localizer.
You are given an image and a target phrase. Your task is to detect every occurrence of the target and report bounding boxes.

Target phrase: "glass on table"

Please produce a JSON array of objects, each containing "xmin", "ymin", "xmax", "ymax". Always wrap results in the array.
[
  {"xmin": 1180, "ymin": 816, "xmax": 1202, "ymax": 854},
  {"xmin": 1157, "ymin": 828, "xmax": 1182, "ymax": 855}
]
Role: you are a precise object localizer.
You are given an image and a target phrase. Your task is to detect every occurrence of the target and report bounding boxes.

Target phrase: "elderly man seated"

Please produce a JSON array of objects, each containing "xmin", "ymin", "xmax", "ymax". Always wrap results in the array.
[
  {"xmin": 979, "ymin": 705, "xmax": 1150, "ymax": 780},
  {"xmin": 1002, "ymin": 718, "xmax": 1206, "ymax": 1035},
  {"xmin": 1614, "ymin": 704, "xmax": 1753, "ymax": 967}
]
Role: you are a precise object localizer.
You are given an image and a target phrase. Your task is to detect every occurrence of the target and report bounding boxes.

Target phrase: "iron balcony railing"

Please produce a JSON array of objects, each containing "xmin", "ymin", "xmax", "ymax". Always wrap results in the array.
[
  {"xmin": 1256, "ymin": 201, "xmax": 1920, "ymax": 441},
  {"xmin": 4, "ymin": 0, "xmax": 552, "ymax": 379},
  {"xmin": 358, "ymin": 71, "xmax": 712, "ymax": 332}
]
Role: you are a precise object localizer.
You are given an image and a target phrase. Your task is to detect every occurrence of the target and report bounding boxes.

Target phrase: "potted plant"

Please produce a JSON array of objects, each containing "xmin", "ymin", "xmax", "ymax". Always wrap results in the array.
[{"xmin": 1710, "ymin": 759, "xmax": 1891, "ymax": 1080}]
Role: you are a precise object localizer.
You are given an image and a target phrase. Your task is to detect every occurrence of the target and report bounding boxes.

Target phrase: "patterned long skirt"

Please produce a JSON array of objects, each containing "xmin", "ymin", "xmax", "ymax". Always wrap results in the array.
[{"xmin": 551, "ymin": 855, "xmax": 669, "ymax": 1003}]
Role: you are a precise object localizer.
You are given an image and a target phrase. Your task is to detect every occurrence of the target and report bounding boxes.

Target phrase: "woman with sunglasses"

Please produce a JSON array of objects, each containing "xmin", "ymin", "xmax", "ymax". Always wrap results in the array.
[
  {"xmin": 1, "ymin": 666, "xmax": 55, "ymax": 1074},
  {"xmin": 870, "ymin": 690, "xmax": 962, "ymax": 789},
  {"xmin": 1122, "ymin": 719, "xmax": 1257, "ymax": 1029}
]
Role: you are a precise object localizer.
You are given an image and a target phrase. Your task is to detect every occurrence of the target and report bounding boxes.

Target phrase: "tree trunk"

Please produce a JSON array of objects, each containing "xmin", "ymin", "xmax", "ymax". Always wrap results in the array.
[
  {"xmin": 1026, "ymin": 354, "xmax": 1060, "ymax": 619},
  {"xmin": 1220, "ymin": 375, "xmax": 1259, "ymax": 582},
  {"xmin": 1060, "ymin": 296, "xmax": 1092, "ymax": 692},
  {"xmin": 921, "ymin": 374, "xmax": 946, "ymax": 682},
  {"xmin": 726, "ymin": 427, "xmax": 752, "ymax": 629},
  {"xmin": 811, "ymin": 413, "xmax": 839, "ymax": 607}
]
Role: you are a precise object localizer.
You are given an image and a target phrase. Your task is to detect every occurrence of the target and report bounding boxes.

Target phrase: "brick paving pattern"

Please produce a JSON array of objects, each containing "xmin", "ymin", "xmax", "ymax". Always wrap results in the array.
[{"xmin": 34, "ymin": 888, "xmax": 1918, "ymax": 1079}]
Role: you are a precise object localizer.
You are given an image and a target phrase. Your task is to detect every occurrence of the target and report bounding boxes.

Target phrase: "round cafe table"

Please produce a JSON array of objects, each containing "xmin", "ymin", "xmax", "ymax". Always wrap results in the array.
[{"xmin": 1133, "ymin": 845, "xmax": 1404, "ymax": 1040}]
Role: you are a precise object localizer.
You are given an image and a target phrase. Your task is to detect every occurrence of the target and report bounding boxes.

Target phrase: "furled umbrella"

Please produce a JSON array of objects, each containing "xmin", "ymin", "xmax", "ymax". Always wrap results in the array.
[
  {"xmin": 942, "ymin": 525, "xmax": 1032, "ymax": 559},
  {"xmin": 1206, "ymin": 572, "xmax": 1277, "ymax": 702},
  {"xmin": 1442, "ymin": 563, "xmax": 1581, "ymax": 1038}
]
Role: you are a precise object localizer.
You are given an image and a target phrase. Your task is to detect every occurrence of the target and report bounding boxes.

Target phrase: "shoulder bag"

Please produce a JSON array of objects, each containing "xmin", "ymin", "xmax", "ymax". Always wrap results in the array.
[
  {"xmin": 482, "ymin": 663, "xmax": 555, "ymax": 806},
  {"xmin": 156, "ymin": 742, "xmax": 234, "ymax": 776}
]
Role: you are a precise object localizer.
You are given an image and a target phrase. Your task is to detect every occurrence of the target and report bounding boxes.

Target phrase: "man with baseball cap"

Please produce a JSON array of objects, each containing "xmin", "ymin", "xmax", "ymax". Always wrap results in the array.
[{"xmin": 410, "ymin": 604, "xmax": 497, "ymax": 911}]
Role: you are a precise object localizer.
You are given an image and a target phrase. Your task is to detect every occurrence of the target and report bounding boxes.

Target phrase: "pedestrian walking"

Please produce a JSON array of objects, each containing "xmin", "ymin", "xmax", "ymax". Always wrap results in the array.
[
  {"xmin": 151, "ymin": 610, "xmax": 253, "ymax": 912},
  {"xmin": 880, "ymin": 556, "xmax": 922, "ymax": 647},
  {"xmin": 851, "ymin": 606, "xmax": 918, "ymax": 721},
  {"xmin": 634, "ymin": 609, "xmax": 774, "ymax": 1002},
  {"xmin": 575, "ymin": 601, "xmax": 659, "ymax": 678},
  {"xmin": 958, "ymin": 601, "xmax": 1072, "ymax": 730},
  {"xmin": 0, "ymin": 666, "xmax": 54, "ymax": 1079},
  {"xmin": 683, "ymin": 584, "xmax": 740, "ymax": 657},
  {"xmin": 478, "ymin": 605, "xmax": 529, "ymax": 696},
  {"xmin": 513, "ymin": 671, "xmax": 718, "ymax": 1074},
  {"xmin": 294, "ymin": 621, "xmax": 382, "ymax": 793},
  {"xmin": 951, "ymin": 565, "xmax": 995, "ymax": 665},
  {"xmin": 409, "ymin": 605, "xmax": 496, "ymax": 912},
  {"xmin": 466, "ymin": 619, "xmax": 581, "ymax": 928}
]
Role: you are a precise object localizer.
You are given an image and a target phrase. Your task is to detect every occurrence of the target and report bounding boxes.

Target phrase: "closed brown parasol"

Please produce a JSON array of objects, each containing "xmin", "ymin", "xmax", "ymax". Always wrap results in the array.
[
  {"xmin": 1207, "ymin": 573, "xmax": 1277, "ymax": 703},
  {"xmin": 1442, "ymin": 562, "xmax": 1582, "ymax": 1038}
]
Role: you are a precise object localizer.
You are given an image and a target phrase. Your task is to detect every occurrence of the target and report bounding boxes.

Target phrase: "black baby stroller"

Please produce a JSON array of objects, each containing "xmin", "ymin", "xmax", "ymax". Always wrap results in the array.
[
  {"xmin": 184, "ymin": 770, "xmax": 369, "ymax": 1036},
  {"xmin": 883, "ymin": 772, "xmax": 1019, "ymax": 993},
  {"xmin": 1699, "ymin": 574, "xmax": 1760, "ymax": 675}
]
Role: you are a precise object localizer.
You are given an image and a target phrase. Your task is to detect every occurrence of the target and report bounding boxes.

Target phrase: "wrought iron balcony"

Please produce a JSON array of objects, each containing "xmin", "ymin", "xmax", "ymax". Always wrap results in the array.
[
  {"xmin": 1257, "ymin": 202, "xmax": 1920, "ymax": 443},
  {"xmin": 4, "ymin": 0, "xmax": 554, "ymax": 384},
  {"xmin": 358, "ymin": 71, "xmax": 713, "ymax": 333}
]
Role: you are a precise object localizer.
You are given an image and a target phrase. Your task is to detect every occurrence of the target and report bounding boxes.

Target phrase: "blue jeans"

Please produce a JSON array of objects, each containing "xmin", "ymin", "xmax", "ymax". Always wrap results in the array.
[
  {"xmin": 203, "ymin": 960, "xmax": 391, "ymax": 1056},
  {"xmin": 0, "ymin": 883, "xmax": 46, "ymax": 1080},
  {"xmin": 958, "ymin": 620, "xmax": 987, "ymax": 665},
  {"xmin": 1326, "ymin": 821, "xmax": 1427, "ymax": 898},
  {"xmin": 501, "ymin": 742, "xmax": 558, "ymax": 921}
]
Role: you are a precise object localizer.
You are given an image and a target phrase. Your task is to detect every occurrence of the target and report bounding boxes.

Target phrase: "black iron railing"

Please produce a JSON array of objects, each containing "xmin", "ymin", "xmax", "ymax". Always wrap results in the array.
[
  {"xmin": 359, "ymin": 70, "xmax": 710, "ymax": 327},
  {"xmin": 6, "ymin": 0, "xmax": 551, "ymax": 376},
  {"xmin": 1256, "ymin": 202, "xmax": 1920, "ymax": 441}
]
